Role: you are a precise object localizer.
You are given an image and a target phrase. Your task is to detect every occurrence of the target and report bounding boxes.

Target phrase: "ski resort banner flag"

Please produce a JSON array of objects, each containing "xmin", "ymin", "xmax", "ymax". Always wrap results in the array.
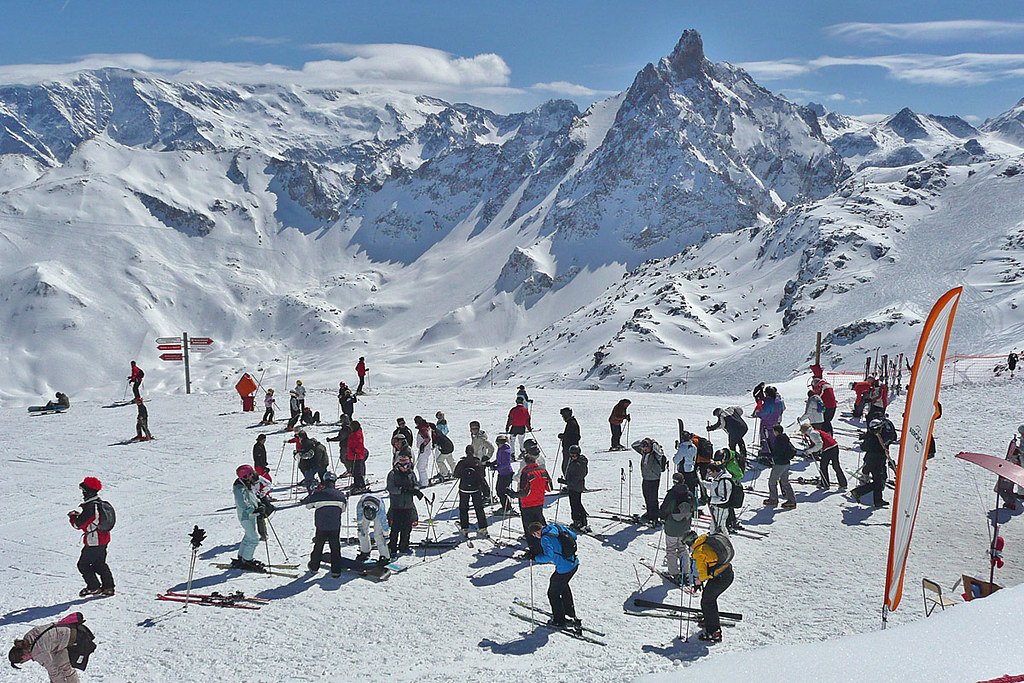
[{"xmin": 884, "ymin": 287, "xmax": 962, "ymax": 612}]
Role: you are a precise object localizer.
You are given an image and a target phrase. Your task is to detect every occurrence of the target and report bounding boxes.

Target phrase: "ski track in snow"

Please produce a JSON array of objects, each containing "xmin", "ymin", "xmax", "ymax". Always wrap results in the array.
[{"xmin": 3, "ymin": 376, "xmax": 1023, "ymax": 681}]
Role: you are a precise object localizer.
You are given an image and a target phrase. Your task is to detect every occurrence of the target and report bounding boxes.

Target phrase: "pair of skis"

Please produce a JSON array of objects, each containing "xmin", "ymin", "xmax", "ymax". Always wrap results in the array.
[
  {"xmin": 212, "ymin": 562, "xmax": 300, "ymax": 578},
  {"xmin": 629, "ymin": 597, "xmax": 742, "ymax": 624},
  {"xmin": 155, "ymin": 590, "xmax": 269, "ymax": 610},
  {"xmin": 509, "ymin": 598, "xmax": 606, "ymax": 646}
]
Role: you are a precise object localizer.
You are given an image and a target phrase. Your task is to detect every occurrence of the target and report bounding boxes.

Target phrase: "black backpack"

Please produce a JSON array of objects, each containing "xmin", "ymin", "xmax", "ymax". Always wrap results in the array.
[
  {"xmin": 546, "ymin": 523, "xmax": 578, "ymax": 561},
  {"xmin": 96, "ymin": 499, "xmax": 116, "ymax": 532},
  {"xmin": 34, "ymin": 614, "xmax": 96, "ymax": 671}
]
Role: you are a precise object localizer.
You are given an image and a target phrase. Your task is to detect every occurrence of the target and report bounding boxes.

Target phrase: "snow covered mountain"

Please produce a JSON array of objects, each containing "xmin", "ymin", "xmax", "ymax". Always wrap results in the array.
[{"xmin": 0, "ymin": 30, "xmax": 1023, "ymax": 403}]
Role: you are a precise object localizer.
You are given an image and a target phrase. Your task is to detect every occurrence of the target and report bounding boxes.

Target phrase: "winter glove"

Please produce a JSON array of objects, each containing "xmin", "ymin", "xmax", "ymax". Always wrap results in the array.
[
  {"xmin": 558, "ymin": 433, "xmax": 564, "ymax": 440},
  {"xmin": 557, "ymin": 477, "xmax": 566, "ymax": 484}
]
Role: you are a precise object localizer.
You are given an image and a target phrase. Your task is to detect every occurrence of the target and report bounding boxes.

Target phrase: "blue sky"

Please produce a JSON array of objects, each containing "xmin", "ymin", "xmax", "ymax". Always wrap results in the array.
[{"xmin": 2, "ymin": 1, "xmax": 1023, "ymax": 120}]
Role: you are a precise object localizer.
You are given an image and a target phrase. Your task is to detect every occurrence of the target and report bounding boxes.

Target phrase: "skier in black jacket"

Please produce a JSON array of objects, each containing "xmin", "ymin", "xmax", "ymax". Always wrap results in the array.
[
  {"xmin": 327, "ymin": 415, "xmax": 353, "ymax": 474},
  {"xmin": 300, "ymin": 472, "xmax": 348, "ymax": 577},
  {"xmin": 849, "ymin": 419, "xmax": 889, "ymax": 508},
  {"xmin": 454, "ymin": 446, "xmax": 489, "ymax": 537},
  {"xmin": 707, "ymin": 407, "xmax": 748, "ymax": 462},
  {"xmin": 558, "ymin": 407, "xmax": 581, "ymax": 475},
  {"xmin": 252, "ymin": 434, "xmax": 268, "ymax": 471},
  {"xmin": 559, "ymin": 446, "xmax": 590, "ymax": 532}
]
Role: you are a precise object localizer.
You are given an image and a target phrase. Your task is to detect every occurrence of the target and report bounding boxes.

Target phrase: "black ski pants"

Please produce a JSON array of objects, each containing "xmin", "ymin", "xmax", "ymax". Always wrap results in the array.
[
  {"xmin": 262, "ymin": 407, "xmax": 274, "ymax": 423},
  {"xmin": 851, "ymin": 459, "xmax": 886, "ymax": 505},
  {"xmin": 727, "ymin": 431, "xmax": 747, "ymax": 461},
  {"xmin": 459, "ymin": 490, "xmax": 488, "ymax": 531},
  {"xmin": 642, "ymin": 479, "xmax": 660, "ymax": 521},
  {"xmin": 548, "ymin": 565, "xmax": 578, "ymax": 623},
  {"xmin": 521, "ymin": 505, "xmax": 546, "ymax": 557},
  {"xmin": 349, "ymin": 459, "xmax": 366, "ymax": 489},
  {"xmin": 567, "ymin": 490, "xmax": 587, "ymax": 527},
  {"xmin": 610, "ymin": 423, "xmax": 623, "ymax": 449},
  {"xmin": 496, "ymin": 473, "xmax": 514, "ymax": 512},
  {"xmin": 388, "ymin": 508, "xmax": 414, "ymax": 554},
  {"xmin": 822, "ymin": 407, "xmax": 836, "ymax": 435},
  {"xmin": 309, "ymin": 528, "xmax": 341, "ymax": 574},
  {"xmin": 701, "ymin": 565, "xmax": 734, "ymax": 634},
  {"xmin": 130, "ymin": 380, "xmax": 141, "ymax": 401},
  {"xmin": 78, "ymin": 545, "xmax": 114, "ymax": 591},
  {"xmin": 818, "ymin": 445, "xmax": 847, "ymax": 488}
]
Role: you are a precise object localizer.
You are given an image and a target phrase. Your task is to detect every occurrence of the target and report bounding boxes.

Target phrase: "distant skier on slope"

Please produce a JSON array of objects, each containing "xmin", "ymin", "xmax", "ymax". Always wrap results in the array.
[
  {"xmin": 261, "ymin": 388, "xmax": 276, "ymax": 425},
  {"xmin": 431, "ymin": 418, "xmax": 456, "ymax": 483},
  {"xmin": 252, "ymin": 433, "xmax": 268, "ymax": 472},
  {"xmin": 346, "ymin": 421, "xmax": 369, "ymax": 494},
  {"xmin": 300, "ymin": 405, "xmax": 321, "ymax": 426},
  {"xmin": 392, "ymin": 418, "xmax": 414, "ymax": 460},
  {"xmin": 1009, "ymin": 350, "xmax": 1019, "ymax": 379},
  {"xmin": 516, "ymin": 385, "xmax": 532, "ymax": 412},
  {"xmin": 231, "ymin": 465, "xmax": 266, "ymax": 572},
  {"xmin": 285, "ymin": 391, "xmax": 301, "ymax": 431},
  {"xmin": 505, "ymin": 397, "xmax": 532, "ymax": 455},
  {"xmin": 293, "ymin": 380, "xmax": 306, "ymax": 413},
  {"xmin": 608, "ymin": 399, "xmax": 631, "ymax": 451},
  {"xmin": 355, "ymin": 357, "xmax": 368, "ymax": 395},
  {"xmin": 707, "ymin": 407, "xmax": 748, "ymax": 463},
  {"xmin": 30, "ymin": 392, "xmax": 71, "ymax": 413},
  {"xmin": 69, "ymin": 477, "xmax": 116, "ymax": 598},
  {"xmin": 300, "ymin": 471, "xmax": 347, "ymax": 577},
  {"xmin": 127, "ymin": 360, "xmax": 144, "ymax": 401},
  {"xmin": 338, "ymin": 381, "xmax": 357, "ymax": 419},
  {"xmin": 528, "ymin": 521, "xmax": 581, "ymax": 631},
  {"xmin": 326, "ymin": 415, "xmax": 353, "ymax": 475},
  {"xmin": 134, "ymin": 398, "xmax": 152, "ymax": 441}
]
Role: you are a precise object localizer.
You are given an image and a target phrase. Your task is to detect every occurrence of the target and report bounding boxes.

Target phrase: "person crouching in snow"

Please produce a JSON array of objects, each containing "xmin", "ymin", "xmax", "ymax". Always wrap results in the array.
[{"xmin": 355, "ymin": 494, "xmax": 391, "ymax": 566}]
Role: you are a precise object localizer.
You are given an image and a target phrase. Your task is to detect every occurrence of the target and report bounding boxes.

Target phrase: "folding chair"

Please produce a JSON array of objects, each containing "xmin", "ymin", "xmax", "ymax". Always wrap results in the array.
[{"xmin": 922, "ymin": 578, "xmax": 958, "ymax": 616}]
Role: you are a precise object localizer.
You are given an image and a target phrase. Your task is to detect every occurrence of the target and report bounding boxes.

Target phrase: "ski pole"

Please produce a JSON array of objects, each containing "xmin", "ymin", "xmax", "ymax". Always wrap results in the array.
[
  {"xmin": 121, "ymin": 381, "xmax": 129, "ymax": 403},
  {"xmin": 625, "ymin": 419, "xmax": 631, "ymax": 446},
  {"xmin": 628, "ymin": 460, "xmax": 633, "ymax": 517},
  {"xmin": 185, "ymin": 525, "xmax": 205, "ymax": 612},
  {"xmin": 265, "ymin": 516, "xmax": 290, "ymax": 561},
  {"xmin": 619, "ymin": 468, "xmax": 625, "ymax": 515},
  {"xmin": 529, "ymin": 557, "xmax": 536, "ymax": 617}
]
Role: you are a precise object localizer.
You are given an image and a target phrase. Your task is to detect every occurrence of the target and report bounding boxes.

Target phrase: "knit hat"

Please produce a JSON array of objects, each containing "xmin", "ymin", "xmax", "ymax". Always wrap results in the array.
[{"xmin": 80, "ymin": 477, "xmax": 102, "ymax": 492}]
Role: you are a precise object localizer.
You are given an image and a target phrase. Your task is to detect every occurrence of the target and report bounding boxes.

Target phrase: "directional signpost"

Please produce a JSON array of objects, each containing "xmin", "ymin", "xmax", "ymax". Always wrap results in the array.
[{"xmin": 155, "ymin": 333, "xmax": 214, "ymax": 394}]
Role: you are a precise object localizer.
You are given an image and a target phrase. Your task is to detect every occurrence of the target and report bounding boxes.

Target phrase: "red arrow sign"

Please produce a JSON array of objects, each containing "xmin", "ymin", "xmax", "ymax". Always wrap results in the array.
[
  {"xmin": 155, "ymin": 336, "xmax": 182, "ymax": 344},
  {"xmin": 160, "ymin": 353, "xmax": 184, "ymax": 361},
  {"xmin": 157, "ymin": 344, "xmax": 182, "ymax": 351},
  {"xmin": 189, "ymin": 337, "xmax": 214, "ymax": 346}
]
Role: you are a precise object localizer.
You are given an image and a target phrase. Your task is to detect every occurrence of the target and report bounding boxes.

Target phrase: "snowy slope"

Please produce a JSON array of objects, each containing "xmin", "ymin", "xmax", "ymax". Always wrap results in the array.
[
  {"xmin": 2, "ymin": 377, "xmax": 1022, "ymax": 682},
  {"xmin": 494, "ymin": 155, "xmax": 1024, "ymax": 392}
]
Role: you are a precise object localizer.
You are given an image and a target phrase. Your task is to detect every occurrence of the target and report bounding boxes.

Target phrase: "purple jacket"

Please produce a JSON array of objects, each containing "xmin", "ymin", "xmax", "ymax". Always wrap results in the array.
[{"xmin": 495, "ymin": 443, "xmax": 514, "ymax": 476}]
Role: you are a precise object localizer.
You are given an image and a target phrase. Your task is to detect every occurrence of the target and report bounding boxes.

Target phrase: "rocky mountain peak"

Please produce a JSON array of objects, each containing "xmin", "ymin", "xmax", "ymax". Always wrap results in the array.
[{"xmin": 668, "ymin": 29, "xmax": 706, "ymax": 79}]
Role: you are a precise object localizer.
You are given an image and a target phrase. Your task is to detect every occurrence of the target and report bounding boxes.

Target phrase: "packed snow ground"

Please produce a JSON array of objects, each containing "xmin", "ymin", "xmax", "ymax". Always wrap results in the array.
[{"xmin": 2, "ymin": 377, "xmax": 1023, "ymax": 682}]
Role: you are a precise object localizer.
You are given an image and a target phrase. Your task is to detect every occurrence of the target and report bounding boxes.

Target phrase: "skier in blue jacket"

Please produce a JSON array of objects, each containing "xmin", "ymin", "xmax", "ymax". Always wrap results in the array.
[
  {"xmin": 232, "ymin": 465, "xmax": 265, "ymax": 572},
  {"xmin": 529, "ymin": 521, "xmax": 580, "ymax": 629}
]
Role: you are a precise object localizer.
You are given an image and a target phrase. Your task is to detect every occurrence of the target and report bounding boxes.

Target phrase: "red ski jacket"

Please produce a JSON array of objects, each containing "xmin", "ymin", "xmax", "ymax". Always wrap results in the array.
[
  {"xmin": 518, "ymin": 463, "xmax": 551, "ymax": 508},
  {"xmin": 506, "ymin": 405, "xmax": 531, "ymax": 430},
  {"xmin": 347, "ymin": 430, "xmax": 367, "ymax": 462},
  {"xmin": 818, "ymin": 430, "xmax": 838, "ymax": 449},
  {"xmin": 814, "ymin": 381, "xmax": 838, "ymax": 409},
  {"xmin": 355, "ymin": 360, "xmax": 367, "ymax": 378},
  {"xmin": 71, "ymin": 497, "xmax": 110, "ymax": 547}
]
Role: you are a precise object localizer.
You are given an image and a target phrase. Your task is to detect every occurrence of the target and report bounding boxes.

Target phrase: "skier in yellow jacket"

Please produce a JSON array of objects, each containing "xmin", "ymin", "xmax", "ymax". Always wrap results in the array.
[{"xmin": 684, "ymin": 530, "xmax": 735, "ymax": 644}]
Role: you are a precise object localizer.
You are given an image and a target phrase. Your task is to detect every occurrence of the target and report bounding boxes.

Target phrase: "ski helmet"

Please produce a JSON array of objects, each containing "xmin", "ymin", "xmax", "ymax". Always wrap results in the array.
[
  {"xmin": 236, "ymin": 465, "xmax": 255, "ymax": 479},
  {"xmin": 323, "ymin": 471, "xmax": 338, "ymax": 485},
  {"xmin": 1018, "ymin": 424, "xmax": 1024, "ymax": 436},
  {"xmin": 712, "ymin": 407, "xmax": 723, "ymax": 417},
  {"xmin": 682, "ymin": 531, "xmax": 699, "ymax": 547},
  {"xmin": 516, "ymin": 396, "xmax": 525, "ymax": 405},
  {"xmin": 362, "ymin": 498, "xmax": 379, "ymax": 520},
  {"xmin": 714, "ymin": 448, "xmax": 731, "ymax": 462},
  {"xmin": 568, "ymin": 445, "xmax": 581, "ymax": 456},
  {"xmin": 495, "ymin": 434, "xmax": 508, "ymax": 444},
  {"xmin": 869, "ymin": 419, "xmax": 884, "ymax": 430},
  {"xmin": 523, "ymin": 438, "xmax": 539, "ymax": 454},
  {"xmin": 296, "ymin": 380, "xmax": 302, "ymax": 385}
]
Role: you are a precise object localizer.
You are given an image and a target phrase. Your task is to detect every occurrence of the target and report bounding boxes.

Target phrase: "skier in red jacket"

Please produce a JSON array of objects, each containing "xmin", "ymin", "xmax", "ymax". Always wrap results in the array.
[
  {"xmin": 69, "ymin": 477, "xmax": 115, "ymax": 597},
  {"xmin": 811, "ymin": 377, "xmax": 838, "ymax": 434},
  {"xmin": 346, "ymin": 420, "xmax": 368, "ymax": 493},
  {"xmin": 355, "ymin": 357, "xmax": 368, "ymax": 395},
  {"xmin": 505, "ymin": 397, "xmax": 532, "ymax": 454},
  {"xmin": 511, "ymin": 450, "xmax": 552, "ymax": 558},
  {"xmin": 127, "ymin": 361, "xmax": 144, "ymax": 401}
]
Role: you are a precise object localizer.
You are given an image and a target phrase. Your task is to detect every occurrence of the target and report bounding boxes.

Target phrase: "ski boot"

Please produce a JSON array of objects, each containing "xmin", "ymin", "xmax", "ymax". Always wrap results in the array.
[
  {"xmin": 477, "ymin": 528, "xmax": 490, "ymax": 538},
  {"xmin": 697, "ymin": 629, "xmax": 722, "ymax": 644},
  {"xmin": 354, "ymin": 552, "xmax": 370, "ymax": 563}
]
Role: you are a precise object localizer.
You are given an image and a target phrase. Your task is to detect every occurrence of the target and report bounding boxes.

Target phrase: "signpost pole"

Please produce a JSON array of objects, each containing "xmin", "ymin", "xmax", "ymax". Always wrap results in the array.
[{"xmin": 183, "ymin": 332, "xmax": 192, "ymax": 395}]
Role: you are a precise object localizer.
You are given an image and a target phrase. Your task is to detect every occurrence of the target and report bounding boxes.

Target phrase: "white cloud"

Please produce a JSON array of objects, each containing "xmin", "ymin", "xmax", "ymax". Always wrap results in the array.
[
  {"xmin": 228, "ymin": 36, "xmax": 289, "ymax": 46},
  {"xmin": 738, "ymin": 52, "xmax": 1024, "ymax": 87},
  {"xmin": 827, "ymin": 20, "xmax": 1024, "ymax": 43},
  {"xmin": 963, "ymin": 114, "xmax": 982, "ymax": 122},
  {"xmin": 306, "ymin": 42, "xmax": 510, "ymax": 87},
  {"xmin": 736, "ymin": 60, "xmax": 812, "ymax": 80},
  {"xmin": 853, "ymin": 113, "xmax": 890, "ymax": 124},
  {"xmin": 827, "ymin": 93, "xmax": 846, "ymax": 102},
  {"xmin": 530, "ymin": 81, "xmax": 608, "ymax": 97}
]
